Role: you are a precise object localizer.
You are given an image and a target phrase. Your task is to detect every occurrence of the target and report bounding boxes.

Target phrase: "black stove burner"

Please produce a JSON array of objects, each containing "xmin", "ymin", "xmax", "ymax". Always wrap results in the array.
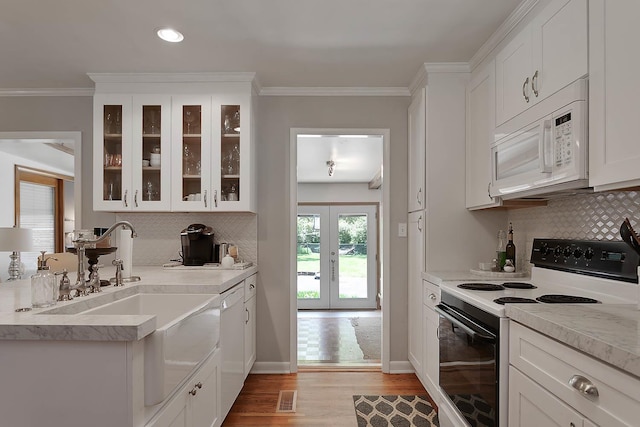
[
  {"xmin": 458, "ymin": 283, "xmax": 505, "ymax": 291},
  {"xmin": 502, "ymin": 282, "xmax": 537, "ymax": 289},
  {"xmin": 536, "ymin": 294, "xmax": 600, "ymax": 304},
  {"xmin": 493, "ymin": 297, "xmax": 539, "ymax": 305}
]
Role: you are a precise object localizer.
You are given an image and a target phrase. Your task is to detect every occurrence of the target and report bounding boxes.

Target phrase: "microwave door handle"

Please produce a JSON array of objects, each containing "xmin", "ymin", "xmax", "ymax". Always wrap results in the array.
[
  {"xmin": 539, "ymin": 120, "xmax": 553, "ymax": 173},
  {"xmin": 435, "ymin": 305, "xmax": 495, "ymax": 341}
]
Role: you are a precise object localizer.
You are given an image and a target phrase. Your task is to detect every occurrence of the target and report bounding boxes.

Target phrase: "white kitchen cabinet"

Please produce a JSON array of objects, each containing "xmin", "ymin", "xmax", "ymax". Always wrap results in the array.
[
  {"xmin": 91, "ymin": 74, "xmax": 257, "ymax": 213},
  {"xmin": 509, "ymin": 366, "xmax": 586, "ymax": 427},
  {"xmin": 466, "ymin": 59, "xmax": 501, "ymax": 209},
  {"xmin": 496, "ymin": 0, "xmax": 587, "ymax": 125},
  {"xmin": 407, "ymin": 210, "xmax": 424, "ymax": 374},
  {"xmin": 421, "ymin": 280, "xmax": 440, "ymax": 395},
  {"xmin": 147, "ymin": 348, "xmax": 221, "ymax": 427},
  {"xmin": 588, "ymin": 0, "xmax": 640, "ymax": 191},
  {"xmin": 509, "ymin": 321, "xmax": 640, "ymax": 427},
  {"xmin": 93, "ymin": 94, "xmax": 173, "ymax": 211},
  {"xmin": 243, "ymin": 274, "xmax": 257, "ymax": 378},
  {"xmin": 408, "ymin": 87, "xmax": 426, "ymax": 213}
]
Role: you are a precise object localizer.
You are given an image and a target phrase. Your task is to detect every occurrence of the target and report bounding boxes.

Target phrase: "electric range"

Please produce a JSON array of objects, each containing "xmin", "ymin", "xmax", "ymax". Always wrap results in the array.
[{"xmin": 436, "ymin": 238, "xmax": 640, "ymax": 427}]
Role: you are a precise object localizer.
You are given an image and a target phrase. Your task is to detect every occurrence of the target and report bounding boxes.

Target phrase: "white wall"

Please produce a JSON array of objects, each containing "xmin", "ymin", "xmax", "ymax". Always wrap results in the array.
[
  {"xmin": 298, "ymin": 183, "xmax": 381, "ymax": 203},
  {"xmin": 256, "ymin": 95, "xmax": 410, "ymax": 365}
]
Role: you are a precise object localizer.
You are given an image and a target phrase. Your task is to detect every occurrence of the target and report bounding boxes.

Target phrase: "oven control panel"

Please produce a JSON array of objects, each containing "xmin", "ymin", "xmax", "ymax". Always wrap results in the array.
[{"xmin": 531, "ymin": 238, "xmax": 639, "ymax": 283}]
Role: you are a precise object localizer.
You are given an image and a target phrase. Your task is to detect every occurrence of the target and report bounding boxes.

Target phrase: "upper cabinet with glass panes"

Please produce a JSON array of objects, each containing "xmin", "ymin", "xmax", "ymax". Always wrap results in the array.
[{"xmin": 89, "ymin": 73, "xmax": 257, "ymax": 213}]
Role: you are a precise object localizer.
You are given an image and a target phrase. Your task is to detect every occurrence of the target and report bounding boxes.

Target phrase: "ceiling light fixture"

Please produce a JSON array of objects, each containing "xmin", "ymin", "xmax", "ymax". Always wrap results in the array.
[
  {"xmin": 326, "ymin": 160, "xmax": 335, "ymax": 177},
  {"xmin": 156, "ymin": 27, "xmax": 184, "ymax": 43}
]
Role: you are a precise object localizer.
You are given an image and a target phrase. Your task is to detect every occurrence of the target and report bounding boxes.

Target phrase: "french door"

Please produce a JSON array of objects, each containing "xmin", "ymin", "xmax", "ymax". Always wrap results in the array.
[{"xmin": 297, "ymin": 204, "xmax": 378, "ymax": 309}]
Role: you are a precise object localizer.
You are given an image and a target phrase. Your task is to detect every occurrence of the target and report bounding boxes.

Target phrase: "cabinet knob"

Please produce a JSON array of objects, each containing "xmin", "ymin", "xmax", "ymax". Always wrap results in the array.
[
  {"xmin": 429, "ymin": 293, "xmax": 436, "ymax": 301},
  {"xmin": 568, "ymin": 375, "xmax": 599, "ymax": 398},
  {"xmin": 189, "ymin": 388, "xmax": 197, "ymax": 396}
]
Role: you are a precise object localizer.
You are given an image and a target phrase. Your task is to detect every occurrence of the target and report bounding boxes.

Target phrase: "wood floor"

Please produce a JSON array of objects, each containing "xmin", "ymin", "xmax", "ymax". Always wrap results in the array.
[{"xmin": 222, "ymin": 371, "xmax": 433, "ymax": 426}]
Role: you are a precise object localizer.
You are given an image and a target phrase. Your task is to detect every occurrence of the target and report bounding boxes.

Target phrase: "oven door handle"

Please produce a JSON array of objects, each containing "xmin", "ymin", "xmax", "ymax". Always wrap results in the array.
[{"xmin": 435, "ymin": 305, "xmax": 495, "ymax": 341}]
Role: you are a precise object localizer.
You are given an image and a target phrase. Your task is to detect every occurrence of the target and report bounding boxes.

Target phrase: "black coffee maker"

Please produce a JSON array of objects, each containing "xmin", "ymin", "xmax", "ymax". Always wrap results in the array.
[{"xmin": 181, "ymin": 224, "xmax": 214, "ymax": 266}]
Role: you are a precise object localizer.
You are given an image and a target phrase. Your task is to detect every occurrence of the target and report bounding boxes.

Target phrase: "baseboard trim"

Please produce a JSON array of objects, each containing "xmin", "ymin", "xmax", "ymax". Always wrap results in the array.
[
  {"xmin": 389, "ymin": 361, "xmax": 415, "ymax": 374},
  {"xmin": 250, "ymin": 362, "xmax": 291, "ymax": 374}
]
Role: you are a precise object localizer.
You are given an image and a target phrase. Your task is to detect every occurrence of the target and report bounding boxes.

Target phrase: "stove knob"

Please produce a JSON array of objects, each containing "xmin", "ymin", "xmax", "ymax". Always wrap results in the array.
[
  {"xmin": 573, "ymin": 248, "xmax": 583, "ymax": 259},
  {"xmin": 585, "ymin": 247, "xmax": 594, "ymax": 260},
  {"xmin": 540, "ymin": 242, "xmax": 549, "ymax": 256},
  {"xmin": 563, "ymin": 246, "xmax": 572, "ymax": 257},
  {"xmin": 554, "ymin": 246, "xmax": 562, "ymax": 257}
]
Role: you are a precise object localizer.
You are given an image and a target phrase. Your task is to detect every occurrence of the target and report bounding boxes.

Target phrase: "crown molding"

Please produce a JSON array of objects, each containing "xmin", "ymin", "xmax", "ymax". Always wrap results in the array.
[
  {"xmin": 469, "ymin": 0, "xmax": 540, "ymax": 71},
  {"xmin": 258, "ymin": 86, "xmax": 410, "ymax": 97},
  {"xmin": 87, "ymin": 72, "xmax": 257, "ymax": 84},
  {"xmin": 409, "ymin": 62, "xmax": 470, "ymax": 96},
  {"xmin": 0, "ymin": 88, "xmax": 93, "ymax": 97}
]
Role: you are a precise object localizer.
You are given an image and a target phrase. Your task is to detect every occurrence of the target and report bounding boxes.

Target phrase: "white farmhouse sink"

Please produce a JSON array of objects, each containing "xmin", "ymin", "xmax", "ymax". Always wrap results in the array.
[{"xmin": 81, "ymin": 293, "xmax": 221, "ymax": 406}]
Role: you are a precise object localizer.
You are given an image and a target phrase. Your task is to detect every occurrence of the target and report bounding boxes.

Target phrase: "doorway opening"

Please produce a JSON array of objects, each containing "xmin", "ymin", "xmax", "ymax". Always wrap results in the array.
[{"xmin": 291, "ymin": 130, "xmax": 388, "ymax": 371}]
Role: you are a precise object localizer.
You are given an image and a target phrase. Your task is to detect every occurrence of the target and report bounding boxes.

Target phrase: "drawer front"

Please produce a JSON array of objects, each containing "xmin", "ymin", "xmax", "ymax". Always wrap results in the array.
[
  {"xmin": 510, "ymin": 321, "xmax": 640, "ymax": 427},
  {"xmin": 422, "ymin": 280, "xmax": 440, "ymax": 310},
  {"xmin": 244, "ymin": 274, "xmax": 257, "ymax": 302}
]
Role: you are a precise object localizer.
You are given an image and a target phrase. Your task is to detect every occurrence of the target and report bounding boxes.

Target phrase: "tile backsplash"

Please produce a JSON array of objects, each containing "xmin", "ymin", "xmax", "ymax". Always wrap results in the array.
[
  {"xmin": 115, "ymin": 212, "xmax": 257, "ymax": 266},
  {"xmin": 508, "ymin": 190, "xmax": 640, "ymax": 273}
]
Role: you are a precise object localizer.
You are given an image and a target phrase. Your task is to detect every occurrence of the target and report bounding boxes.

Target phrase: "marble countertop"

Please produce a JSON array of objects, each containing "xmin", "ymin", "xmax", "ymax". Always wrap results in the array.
[
  {"xmin": 506, "ymin": 304, "xmax": 640, "ymax": 379},
  {"xmin": 0, "ymin": 265, "xmax": 257, "ymax": 342}
]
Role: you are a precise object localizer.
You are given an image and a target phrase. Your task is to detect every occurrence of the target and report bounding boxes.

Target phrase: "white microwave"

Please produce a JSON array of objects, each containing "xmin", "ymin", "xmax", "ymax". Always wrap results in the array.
[{"xmin": 490, "ymin": 79, "xmax": 588, "ymax": 199}]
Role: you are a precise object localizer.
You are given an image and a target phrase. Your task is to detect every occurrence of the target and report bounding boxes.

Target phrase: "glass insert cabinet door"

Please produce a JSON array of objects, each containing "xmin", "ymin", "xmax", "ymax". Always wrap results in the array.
[
  {"xmin": 131, "ymin": 95, "xmax": 171, "ymax": 210},
  {"xmin": 94, "ymin": 95, "xmax": 132, "ymax": 211},
  {"xmin": 219, "ymin": 104, "xmax": 241, "ymax": 205},
  {"xmin": 171, "ymin": 96, "xmax": 212, "ymax": 211}
]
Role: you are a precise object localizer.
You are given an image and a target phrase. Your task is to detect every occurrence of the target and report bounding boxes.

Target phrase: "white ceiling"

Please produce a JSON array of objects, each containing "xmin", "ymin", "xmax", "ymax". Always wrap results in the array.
[
  {"xmin": 297, "ymin": 135, "xmax": 383, "ymax": 183},
  {"xmin": 1, "ymin": 0, "xmax": 522, "ymax": 89}
]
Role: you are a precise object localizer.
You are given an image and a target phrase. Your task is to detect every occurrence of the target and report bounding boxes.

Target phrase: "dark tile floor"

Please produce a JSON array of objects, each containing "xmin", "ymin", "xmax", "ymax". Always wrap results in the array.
[{"xmin": 297, "ymin": 310, "xmax": 381, "ymax": 366}]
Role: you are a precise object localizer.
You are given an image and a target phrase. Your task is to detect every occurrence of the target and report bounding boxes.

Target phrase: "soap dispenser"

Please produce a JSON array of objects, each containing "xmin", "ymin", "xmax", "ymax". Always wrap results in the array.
[{"xmin": 31, "ymin": 251, "xmax": 56, "ymax": 308}]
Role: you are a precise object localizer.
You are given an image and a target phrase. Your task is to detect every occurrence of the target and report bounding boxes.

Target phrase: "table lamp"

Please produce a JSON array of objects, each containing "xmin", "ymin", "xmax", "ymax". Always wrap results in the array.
[{"xmin": 0, "ymin": 227, "xmax": 34, "ymax": 281}]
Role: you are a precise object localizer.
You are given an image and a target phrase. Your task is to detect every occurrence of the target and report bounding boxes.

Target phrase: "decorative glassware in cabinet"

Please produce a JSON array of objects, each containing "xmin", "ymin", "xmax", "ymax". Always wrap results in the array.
[
  {"xmin": 103, "ymin": 105, "xmax": 123, "ymax": 202},
  {"xmin": 141, "ymin": 105, "xmax": 162, "ymax": 201},
  {"xmin": 221, "ymin": 105, "xmax": 241, "ymax": 202},
  {"xmin": 182, "ymin": 105, "xmax": 203, "ymax": 202}
]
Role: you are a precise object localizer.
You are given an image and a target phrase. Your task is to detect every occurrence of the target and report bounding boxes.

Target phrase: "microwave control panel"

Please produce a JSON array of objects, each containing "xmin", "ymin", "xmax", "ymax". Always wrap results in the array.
[{"xmin": 554, "ymin": 112, "xmax": 573, "ymax": 167}]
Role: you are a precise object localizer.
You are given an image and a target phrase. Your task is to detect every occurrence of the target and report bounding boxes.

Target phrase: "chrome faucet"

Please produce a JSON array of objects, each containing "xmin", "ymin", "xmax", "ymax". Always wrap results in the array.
[{"xmin": 72, "ymin": 221, "xmax": 137, "ymax": 294}]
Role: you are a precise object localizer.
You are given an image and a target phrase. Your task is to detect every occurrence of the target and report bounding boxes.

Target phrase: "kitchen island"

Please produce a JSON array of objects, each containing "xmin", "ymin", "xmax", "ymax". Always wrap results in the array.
[{"xmin": 0, "ymin": 265, "xmax": 257, "ymax": 427}]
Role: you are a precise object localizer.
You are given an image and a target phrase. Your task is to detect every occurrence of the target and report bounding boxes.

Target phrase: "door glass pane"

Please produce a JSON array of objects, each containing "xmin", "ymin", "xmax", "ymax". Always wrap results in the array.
[
  {"xmin": 338, "ymin": 213, "xmax": 369, "ymax": 299},
  {"xmin": 19, "ymin": 182, "xmax": 55, "ymax": 268},
  {"xmin": 182, "ymin": 105, "xmax": 202, "ymax": 201},
  {"xmin": 297, "ymin": 214, "xmax": 321, "ymax": 300},
  {"xmin": 221, "ymin": 105, "xmax": 240, "ymax": 202},
  {"xmin": 103, "ymin": 104, "xmax": 122, "ymax": 201},
  {"xmin": 142, "ymin": 105, "xmax": 162, "ymax": 201}
]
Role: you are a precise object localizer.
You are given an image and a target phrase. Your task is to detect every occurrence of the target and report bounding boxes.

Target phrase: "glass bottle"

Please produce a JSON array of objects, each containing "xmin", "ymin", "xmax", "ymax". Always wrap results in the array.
[
  {"xmin": 31, "ymin": 251, "xmax": 56, "ymax": 308},
  {"xmin": 496, "ymin": 230, "xmax": 507, "ymax": 271},
  {"xmin": 506, "ymin": 222, "xmax": 516, "ymax": 270}
]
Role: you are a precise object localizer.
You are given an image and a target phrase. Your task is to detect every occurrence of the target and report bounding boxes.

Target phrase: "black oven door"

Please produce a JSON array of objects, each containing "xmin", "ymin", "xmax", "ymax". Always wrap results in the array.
[{"xmin": 436, "ymin": 302, "xmax": 497, "ymax": 427}]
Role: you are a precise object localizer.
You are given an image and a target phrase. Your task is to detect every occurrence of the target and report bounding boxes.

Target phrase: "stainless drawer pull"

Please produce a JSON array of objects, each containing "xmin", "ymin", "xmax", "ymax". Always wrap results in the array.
[{"xmin": 569, "ymin": 375, "xmax": 599, "ymax": 398}]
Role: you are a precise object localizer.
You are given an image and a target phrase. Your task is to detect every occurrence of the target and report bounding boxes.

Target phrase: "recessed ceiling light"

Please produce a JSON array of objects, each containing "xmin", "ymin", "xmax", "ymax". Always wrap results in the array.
[{"xmin": 156, "ymin": 27, "xmax": 184, "ymax": 43}]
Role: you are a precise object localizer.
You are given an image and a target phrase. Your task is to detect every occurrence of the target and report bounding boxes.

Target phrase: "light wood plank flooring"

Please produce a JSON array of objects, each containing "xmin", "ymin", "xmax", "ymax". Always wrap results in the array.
[{"xmin": 222, "ymin": 371, "xmax": 433, "ymax": 426}]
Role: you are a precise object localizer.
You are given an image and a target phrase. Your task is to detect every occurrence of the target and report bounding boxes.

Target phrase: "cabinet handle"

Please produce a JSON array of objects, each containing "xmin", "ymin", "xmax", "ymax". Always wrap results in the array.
[
  {"xmin": 429, "ymin": 293, "xmax": 436, "ymax": 301},
  {"xmin": 195, "ymin": 382, "xmax": 202, "ymax": 389},
  {"xmin": 522, "ymin": 77, "xmax": 530, "ymax": 103},
  {"xmin": 250, "ymin": 283, "xmax": 255, "ymax": 290},
  {"xmin": 487, "ymin": 182, "xmax": 491, "ymax": 199},
  {"xmin": 189, "ymin": 388, "xmax": 197, "ymax": 396},
  {"xmin": 570, "ymin": 423, "xmax": 575, "ymax": 427},
  {"xmin": 568, "ymin": 375, "xmax": 599, "ymax": 398},
  {"xmin": 531, "ymin": 70, "xmax": 539, "ymax": 97},
  {"xmin": 245, "ymin": 307, "xmax": 250, "ymax": 324},
  {"xmin": 417, "ymin": 188, "xmax": 422, "ymax": 206},
  {"xmin": 417, "ymin": 215, "xmax": 423, "ymax": 232},
  {"xmin": 214, "ymin": 190, "xmax": 218, "ymax": 208},
  {"xmin": 123, "ymin": 190, "xmax": 128, "ymax": 208},
  {"xmin": 331, "ymin": 259, "xmax": 335, "ymax": 281},
  {"xmin": 134, "ymin": 190, "xmax": 139, "ymax": 208},
  {"xmin": 204, "ymin": 190, "xmax": 207, "ymax": 208}
]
